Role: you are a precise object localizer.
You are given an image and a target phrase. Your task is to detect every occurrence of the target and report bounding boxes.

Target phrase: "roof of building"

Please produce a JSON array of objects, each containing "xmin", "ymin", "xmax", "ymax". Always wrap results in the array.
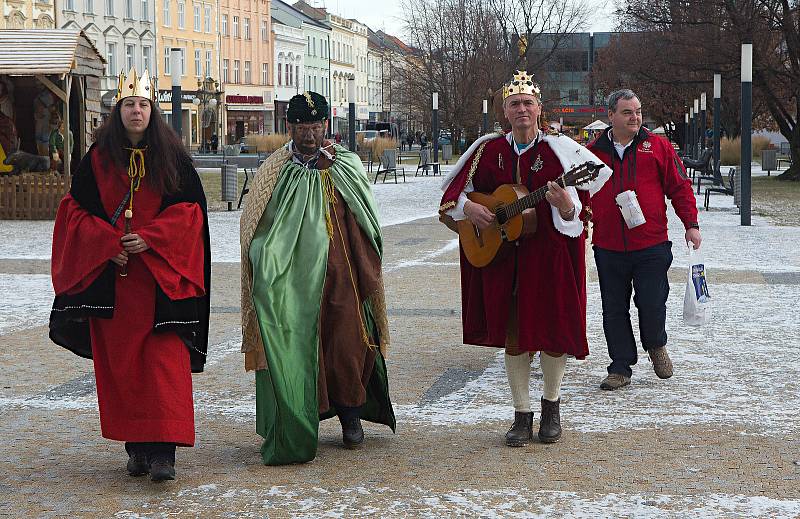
[
  {"xmin": 0, "ymin": 29, "xmax": 105, "ymax": 75},
  {"xmin": 273, "ymin": 0, "xmax": 330, "ymax": 30}
]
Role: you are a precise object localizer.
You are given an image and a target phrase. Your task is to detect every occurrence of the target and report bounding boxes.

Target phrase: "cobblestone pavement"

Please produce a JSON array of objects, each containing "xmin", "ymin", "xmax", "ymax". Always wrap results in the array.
[{"xmin": 2, "ymin": 199, "xmax": 800, "ymax": 517}]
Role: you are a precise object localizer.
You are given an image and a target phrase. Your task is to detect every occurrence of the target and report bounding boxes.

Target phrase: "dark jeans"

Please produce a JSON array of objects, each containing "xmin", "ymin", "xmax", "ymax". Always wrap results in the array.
[{"xmin": 594, "ymin": 242, "xmax": 673, "ymax": 377}]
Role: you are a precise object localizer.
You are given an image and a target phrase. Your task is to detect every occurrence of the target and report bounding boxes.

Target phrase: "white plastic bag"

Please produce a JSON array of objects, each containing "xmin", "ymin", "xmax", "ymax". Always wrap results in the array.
[{"xmin": 683, "ymin": 243, "xmax": 711, "ymax": 326}]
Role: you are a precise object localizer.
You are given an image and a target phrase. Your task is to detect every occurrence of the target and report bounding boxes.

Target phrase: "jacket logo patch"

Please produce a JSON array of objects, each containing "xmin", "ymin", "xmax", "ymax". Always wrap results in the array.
[
  {"xmin": 531, "ymin": 154, "xmax": 544, "ymax": 173},
  {"xmin": 640, "ymin": 141, "xmax": 653, "ymax": 153}
]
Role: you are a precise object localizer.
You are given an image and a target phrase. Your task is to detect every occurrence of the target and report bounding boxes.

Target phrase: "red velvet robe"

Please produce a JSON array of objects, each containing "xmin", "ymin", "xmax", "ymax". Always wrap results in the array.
[
  {"xmin": 441, "ymin": 136, "xmax": 589, "ymax": 358},
  {"xmin": 51, "ymin": 149, "xmax": 206, "ymax": 445}
]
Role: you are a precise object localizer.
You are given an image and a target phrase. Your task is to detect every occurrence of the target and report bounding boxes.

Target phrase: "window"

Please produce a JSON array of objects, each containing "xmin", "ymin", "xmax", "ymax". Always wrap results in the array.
[
  {"xmin": 141, "ymin": 0, "xmax": 149, "ymax": 21},
  {"xmin": 126, "ymin": 44, "xmax": 135, "ymax": 70},
  {"xmin": 65, "ymin": 0, "xmax": 74, "ymax": 11},
  {"xmin": 569, "ymin": 89, "xmax": 579, "ymax": 102},
  {"xmin": 162, "ymin": 0, "xmax": 169, "ymax": 25},
  {"xmin": 261, "ymin": 63, "xmax": 268, "ymax": 85},
  {"xmin": 233, "ymin": 60, "xmax": 240, "ymax": 83},
  {"xmin": 313, "ymin": 75, "xmax": 317, "ymax": 91},
  {"xmin": 205, "ymin": 50, "xmax": 212, "ymax": 77},
  {"xmin": 194, "ymin": 49, "xmax": 201, "ymax": 77},
  {"xmin": 232, "ymin": 16, "xmax": 239, "ymax": 38},
  {"xmin": 143, "ymin": 46, "xmax": 151, "ymax": 72},
  {"xmin": 296, "ymin": 66, "xmax": 300, "ymax": 88},
  {"xmin": 105, "ymin": 0, "xmax": 114, "ymax": 16},
  {"xmin": 177, "ymin": 1, "xmax": 184, "ymax": 28},
  {"xmin": 106, "ymin": 42, "xmax": 116, "ymax": 76},
  {"xmin": 221, "ymin": 14, "xmax": 227, "ymax": 36},
  {"xmin": 261, "ymin": 20, "xmax": 267, "ymax": 41},
  {"xmin": 222, "ymin": 59, "xmax": 229, "ymax": 82},
  {"xmin": 163, "ymin": 46, "xmax": 170, "ymax": 75},
  {"xmin": 244, "ymin": 61, "xmax": 251, "ymax": 83},
  {"xmin": 180, "ymin": 48, "xmax": 186, "ymax": 75},
  {"xmin": 193, "ymin": 4, "xmax": 200, "ymax": 31},
  {"xmin": 277, "ymin": 63, "xmax": 282, "ymax": 86},
  {"xmin": 125, "ymin": 0, "xmax": 132, "ymax": 18},
  {"xmin": 287, "ymin": 63, "xmax": 291, "ymax": 86},
  {"xmin": 244, "ymin": 17, "xmax": 250, "ymax": 40},
  {"xmin": 85, "ymin": 0, "xmax": 93, "ymax": 13},
  {"xmin": 312, "ymin": 38, "xmax": 316, "ymax": 56},
  {"xmin": 204, "ymin": 6, "xmax": 210, "ymax": 32}
]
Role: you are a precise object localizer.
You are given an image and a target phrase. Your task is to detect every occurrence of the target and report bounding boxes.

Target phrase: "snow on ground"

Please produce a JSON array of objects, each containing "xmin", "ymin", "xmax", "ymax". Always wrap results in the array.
[
  {"xmin": 0, "ymin": 274, "xmax": 52, "ymax": 335},
  {"xmin": 114, "ymin": 484, "xmax": 800, "ymax": 518}
]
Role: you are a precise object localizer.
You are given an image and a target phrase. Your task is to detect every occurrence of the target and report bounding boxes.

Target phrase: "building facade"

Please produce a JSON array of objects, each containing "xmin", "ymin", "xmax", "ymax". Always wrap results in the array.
[
  {"xmin": 156, "ymin": 0, "xmax": 218, "ymax": 147},
  {"xmin": 219, "ymin": 0, "xmax": 272, "ymax": 144},
  {"xmin": 271, "ymin": 18, "xmax": 304, "ymax": 133},
  {"xmin": 3, "ymin": 0, "xmax": 54, "ymax": 29},
  {"xmin": 58, "ymin": 0, "xmax": 154, "ymax": 115},
  {"xmin": 366, "ymin": 33, "xmax": 383, "ymax": 121}
]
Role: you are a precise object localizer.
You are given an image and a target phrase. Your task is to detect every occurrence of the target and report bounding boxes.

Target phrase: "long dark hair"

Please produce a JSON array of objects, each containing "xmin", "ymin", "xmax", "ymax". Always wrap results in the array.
[{"xmin": 93, "ymin": 98, "xmax": 190, "ymax": 195}]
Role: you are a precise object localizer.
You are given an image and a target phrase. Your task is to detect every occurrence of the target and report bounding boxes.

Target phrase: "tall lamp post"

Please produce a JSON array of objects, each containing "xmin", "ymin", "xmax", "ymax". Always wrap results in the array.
[
  {"xmin": 700, "ymin": 92, "xmax": 707, "ymax": 150},
  {"xmin": 693, "ymin": 98, "xmax": 699, "ymax": 156},
  {"xmin": 482, "ymin": 99, "xmax": 488, "ymax": 136},
  {"xmin": 684, "ymin": 112, "xmax": 689, "ymax": 157},
  {"xmin": 689, "ymin": 107, "xmax": 694, "ymax": 157},
  {"xmin": 170, "ymin": 48, "xmax": 182, "ymax": 138},
  {"xmin": 741, "ymin": 43, "xmax": 753, "ymax": 226},
  {"xmin": 713, "ymin": 74, "xmax": 721, "ymax": 178},
  {"xmin": 432, "ymin": 92, "xmax": 439, "ymax": 163},
  {"xmin": 347, "ymin": 76, "xmax": 356, "ymax": 152},
  {"xmin": 192, "ymin": 76, "xmax": 220, "ymax": 153}
]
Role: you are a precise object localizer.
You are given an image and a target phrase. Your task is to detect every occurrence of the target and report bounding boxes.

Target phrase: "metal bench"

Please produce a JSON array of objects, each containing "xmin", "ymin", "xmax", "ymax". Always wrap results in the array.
[{"xmin": 704, "ymin": 167, "xmax": 736, "ymax": 210}]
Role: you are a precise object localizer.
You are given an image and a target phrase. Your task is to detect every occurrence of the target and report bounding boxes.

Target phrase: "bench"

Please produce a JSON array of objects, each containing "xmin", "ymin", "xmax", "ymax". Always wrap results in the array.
[
  {"xmin": 374, "ymin": 149, "xmax": 406, "ymax": 184},
  {"xmin": 415, "ymin": 147, "xmax": 440, "ymax": 177},
  {"xmin": 683, "ymin": 148, "xmax": 715, "ymax": 194},
  {"xmin": 356, "ymin": 149, "xmax": 373, "ymax": 173},
  {"xmin": 704, "ymin": 167, "xmax": 736, "ymax": 210},
  {"xmin": 237, "ymin": 152, "xmax": 269, "ymax": 209}
]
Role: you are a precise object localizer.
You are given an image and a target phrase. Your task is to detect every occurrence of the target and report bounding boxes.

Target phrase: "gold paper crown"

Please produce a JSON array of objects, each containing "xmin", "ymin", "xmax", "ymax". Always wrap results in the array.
[
  {"xmin": 502, "ymin": 70, "xmax": 541, "ymax": 99},
  {"xmin": 114, "ymin": 67, "xmax": 155, "ymax": 104}
]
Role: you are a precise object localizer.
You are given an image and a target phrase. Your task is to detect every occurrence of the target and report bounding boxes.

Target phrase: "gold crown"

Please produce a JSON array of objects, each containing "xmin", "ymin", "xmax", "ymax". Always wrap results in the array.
[
  {"xmin": 502, "ymin": 70, "xmax": 541, "ymax": 99},
  {"xmin": 114, "ymin": 67, "xmax": 155, "ymax": 104}
]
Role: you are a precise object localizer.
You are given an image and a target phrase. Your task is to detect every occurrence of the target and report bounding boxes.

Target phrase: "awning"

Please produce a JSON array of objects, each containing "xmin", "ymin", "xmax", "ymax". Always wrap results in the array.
[
  {"xmin": 583, "ymin": 120, "xmax": 609, "ymax": 130},
  {"xmin": 0, "ymin": 29, "xmax": 104, "ymax": 75}
]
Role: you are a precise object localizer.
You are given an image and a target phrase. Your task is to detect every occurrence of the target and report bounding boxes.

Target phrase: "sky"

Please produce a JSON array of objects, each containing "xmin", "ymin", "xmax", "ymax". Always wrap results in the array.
[{"xmin": 305, "ymin": 0, "xmax": 617, "ymax": 41}]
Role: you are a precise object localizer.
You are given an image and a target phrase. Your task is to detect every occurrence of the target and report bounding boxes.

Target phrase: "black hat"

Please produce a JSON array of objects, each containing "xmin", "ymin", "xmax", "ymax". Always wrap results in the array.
[{"xmin": 287, "ymin": 91, "xmax": 328, "ymax": 123}]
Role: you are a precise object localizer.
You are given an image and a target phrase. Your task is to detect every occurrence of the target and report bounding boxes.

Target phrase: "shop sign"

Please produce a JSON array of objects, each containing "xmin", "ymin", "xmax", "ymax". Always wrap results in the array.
[
  {"xmin": 226, "ymin": 95, "xmax": 264, "ymax": 104},
  {"xmin": 551, "ymin": 106, "xmax": 605, "ymax": 114},
  {"xmin": 157, "ymin": 90, "xmax": 199, "ymax": 104}
]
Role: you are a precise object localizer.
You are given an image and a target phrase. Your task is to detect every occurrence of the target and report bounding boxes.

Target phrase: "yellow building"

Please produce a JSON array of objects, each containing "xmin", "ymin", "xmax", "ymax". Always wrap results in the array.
[
  {"xmin": 156, "ymin": 0, "xmax": 219, "ymax": 148},
  {"xmin": 1, "ymin": 0, "xmax": 54, "ymax": 29}
]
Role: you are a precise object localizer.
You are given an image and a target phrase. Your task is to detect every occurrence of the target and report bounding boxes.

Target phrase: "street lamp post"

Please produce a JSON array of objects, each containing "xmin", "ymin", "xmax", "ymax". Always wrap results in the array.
[
  {"xmin": 482, "ymin": 99, "xmax": 488, "ymax": 136},
  {"xmin": 684, "ymin": 112, "xmax": 689, "ymax": 157},
  {"xmin": 693, "ymin": 98, "xmax": 699, "ymax": 157},
  {"xmin": 713, "ymin": 74, "xmax": 721, "ymax": 179},
  {"xmin": 193, "ymin": 76, "xmax": 220, "ymax": 154},
  {"xmin": 741, "ymin": 43, "xmax": 753, "ymax": 226},
  {"xmin": 432, "ymin": 92, "xmax": 439, "ymax": 163},
  {"xmin": 170, "ymin": 48, "xmax": 182, "ymax": 138},
  {"xmin": 347, "ymin": 76, "xmax": 356, "ymax": 152},
  {"xmin": 689, "ymin": 107, "xmax": 694, "ymax": 158},
  {"xmin": 700, "ymin": 92, "xmax": 707, "ymax": 151}
]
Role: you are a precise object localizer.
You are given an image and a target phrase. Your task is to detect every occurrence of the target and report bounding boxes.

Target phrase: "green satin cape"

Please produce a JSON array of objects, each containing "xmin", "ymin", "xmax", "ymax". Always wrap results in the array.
[{"xmin": 249, "ymin": 147, "xmax": 395, "ymax": 465}]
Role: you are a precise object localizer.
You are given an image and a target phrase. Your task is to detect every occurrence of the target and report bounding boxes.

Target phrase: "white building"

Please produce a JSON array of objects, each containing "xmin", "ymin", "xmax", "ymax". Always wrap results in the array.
[
  {"xmin": 58, "ymin": 0, "xmax": 156, "ymax": 115},
  {"xmin": 272, "ymin": 19, "xmax": 305, "ymax": 133}
]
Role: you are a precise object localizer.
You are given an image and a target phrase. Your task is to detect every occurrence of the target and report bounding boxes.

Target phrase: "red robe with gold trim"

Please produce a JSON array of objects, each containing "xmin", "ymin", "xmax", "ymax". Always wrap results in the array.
[
  {"xmin": 51, "ymin": 149, "xmax": 206, "ymax": 445},
  {"xmin": 441, "ymin": 135, "xmax": 589, "ymax": 358}
]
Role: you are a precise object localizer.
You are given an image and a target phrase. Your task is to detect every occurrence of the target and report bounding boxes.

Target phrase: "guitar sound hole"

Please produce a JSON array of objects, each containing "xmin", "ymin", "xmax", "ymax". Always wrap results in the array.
[{"xmin": 496, "ymin": 207, "xmax": 508, "ymax": 225}]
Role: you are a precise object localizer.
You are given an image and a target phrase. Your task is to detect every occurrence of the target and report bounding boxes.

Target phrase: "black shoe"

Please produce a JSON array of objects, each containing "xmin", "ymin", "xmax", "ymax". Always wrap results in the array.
[
  {"xmin": 149, "ymin": 459, "xmax": 176, "ymax": 481},
  {"xmin": 538, "ymin": 397, "xmax": 562, "ymax": 443},
  {"xmin": 340, "ymin": 416, "xmax": 364, "ymax": 449},
  {"xmin": 504, "ymin": 411, "xmax": 533, "ymax": 447},
  {"xmin": 148, "ymin": 443, "xmax": 176, "ymax": 482},
  {"xmin": 125, "ymin": 443, "xmax": 148, "ymax": 477}
]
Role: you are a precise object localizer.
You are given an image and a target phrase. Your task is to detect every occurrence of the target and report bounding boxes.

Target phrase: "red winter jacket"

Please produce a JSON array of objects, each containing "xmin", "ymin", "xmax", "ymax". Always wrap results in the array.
[{"xmin": 587, "ymin": 127, "xmax": 698, "ymax": 252}]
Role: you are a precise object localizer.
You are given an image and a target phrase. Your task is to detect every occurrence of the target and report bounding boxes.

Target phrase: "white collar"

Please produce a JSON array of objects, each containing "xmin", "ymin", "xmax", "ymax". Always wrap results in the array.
[{"xmin": 505, "ymin": 130, "xmax": 542, "ymax": 156}]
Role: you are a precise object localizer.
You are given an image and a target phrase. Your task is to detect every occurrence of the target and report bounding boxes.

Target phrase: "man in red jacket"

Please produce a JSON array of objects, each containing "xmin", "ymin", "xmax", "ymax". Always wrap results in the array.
[{"xmin": 587, "ymin": 89, "xmax": 702, "ymax": 390}]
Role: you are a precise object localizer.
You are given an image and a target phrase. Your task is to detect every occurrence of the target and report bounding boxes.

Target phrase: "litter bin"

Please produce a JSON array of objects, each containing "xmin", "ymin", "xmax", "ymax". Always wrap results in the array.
[
  {"xmin": 221, "ymin": 162, "xmax": 238, "ymax": 211},
  {"xmin": 441, "ymin": 144, "xmax": 452, "ymax": 164},
  {"xmin": 761, "ymin": 149, "xmax": 777, "ymax": 176}
]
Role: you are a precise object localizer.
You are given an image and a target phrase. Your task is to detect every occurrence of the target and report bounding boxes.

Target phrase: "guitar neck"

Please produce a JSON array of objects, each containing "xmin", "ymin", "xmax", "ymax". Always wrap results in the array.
[{"xmin": 504, "ymin": 178, "xmax": 564, "ymax": 219}]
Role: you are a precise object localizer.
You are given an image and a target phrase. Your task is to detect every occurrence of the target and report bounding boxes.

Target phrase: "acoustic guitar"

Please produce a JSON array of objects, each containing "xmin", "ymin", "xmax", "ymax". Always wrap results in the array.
[{"xmin": 457, "ymin": 161, "xmax": 603, "ymax": 267}]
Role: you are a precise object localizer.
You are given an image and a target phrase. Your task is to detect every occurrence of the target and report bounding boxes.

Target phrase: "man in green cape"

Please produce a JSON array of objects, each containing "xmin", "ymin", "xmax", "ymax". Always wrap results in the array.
[{"xmin": 240, "ymin": 91, "xmax": 395, "ymax": 465}]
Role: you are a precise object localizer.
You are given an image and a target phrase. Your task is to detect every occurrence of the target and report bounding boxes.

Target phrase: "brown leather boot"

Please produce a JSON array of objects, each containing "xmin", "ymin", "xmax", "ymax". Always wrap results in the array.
[
  {"xmin": 648, "ymin": 346, "xmax": 673, "ymax": 379},
  {"xmin": 504, "ymin": 411, "xmax": 533, "ymax": 447},
  {"xmin": 538, "ymin": 398, "xmax": 562, "ymax": 443}
]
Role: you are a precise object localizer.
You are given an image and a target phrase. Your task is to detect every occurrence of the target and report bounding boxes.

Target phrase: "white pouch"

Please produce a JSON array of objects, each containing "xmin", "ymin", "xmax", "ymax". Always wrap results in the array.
[
  {"xmin": 615, "ymin": 190, "xmax": 646, "ymax": 229},
  {"xmin": 683, "ymin": 243, "xmax": 711, "ymax": 326}
]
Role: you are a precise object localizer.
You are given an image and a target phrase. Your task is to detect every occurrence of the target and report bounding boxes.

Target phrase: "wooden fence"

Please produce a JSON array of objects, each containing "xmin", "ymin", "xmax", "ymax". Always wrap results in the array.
[{"xmin": 0, "ymin": 172, "xmax": 71, "ymax": 220}]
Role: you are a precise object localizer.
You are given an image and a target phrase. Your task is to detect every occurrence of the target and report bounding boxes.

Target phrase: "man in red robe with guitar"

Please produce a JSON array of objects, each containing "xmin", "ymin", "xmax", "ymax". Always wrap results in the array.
[{"xmin": 439, "ymin": 71, "xmax": 610, "ymax": 447}]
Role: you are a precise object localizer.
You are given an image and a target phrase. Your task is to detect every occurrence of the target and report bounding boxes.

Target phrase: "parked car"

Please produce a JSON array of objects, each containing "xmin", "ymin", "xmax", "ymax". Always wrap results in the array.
[
  {"xmin": 355, "ymin": 129, "xmax": 389, "ymax": 144},
  {"xmin": 239, "ymin": 137, "xmax": 253, "ymax": 154},
  {"xmin": 438, "ymin": 131, "xmax": 465, "ymax": 148}
]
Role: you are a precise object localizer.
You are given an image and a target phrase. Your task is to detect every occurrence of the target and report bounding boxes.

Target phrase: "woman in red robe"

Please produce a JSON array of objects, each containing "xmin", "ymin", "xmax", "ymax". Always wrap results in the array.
[{"xmin": 49, "ymin": 71, "xmax": 210, "ymax": 482}]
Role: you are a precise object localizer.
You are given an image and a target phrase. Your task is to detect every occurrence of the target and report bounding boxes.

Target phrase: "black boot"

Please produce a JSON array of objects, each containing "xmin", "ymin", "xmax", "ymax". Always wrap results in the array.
[
  {"xmin": 504, "ymin": 411, "xmax": 533, "ymax": 447},
  {"xmin": 147, "ymin": 443, "xmax": 176, "ymax": 482},
  {"xmin": 125, "ymin": 442, "xmax": 149, "ymax": 477},
  {"xmin": 337, "ymin": 405, "xmax": 364, "ymax": 449},
  {"xmin": 538, "ymin": 397, "xmax": 562, "ymax": 443}
]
